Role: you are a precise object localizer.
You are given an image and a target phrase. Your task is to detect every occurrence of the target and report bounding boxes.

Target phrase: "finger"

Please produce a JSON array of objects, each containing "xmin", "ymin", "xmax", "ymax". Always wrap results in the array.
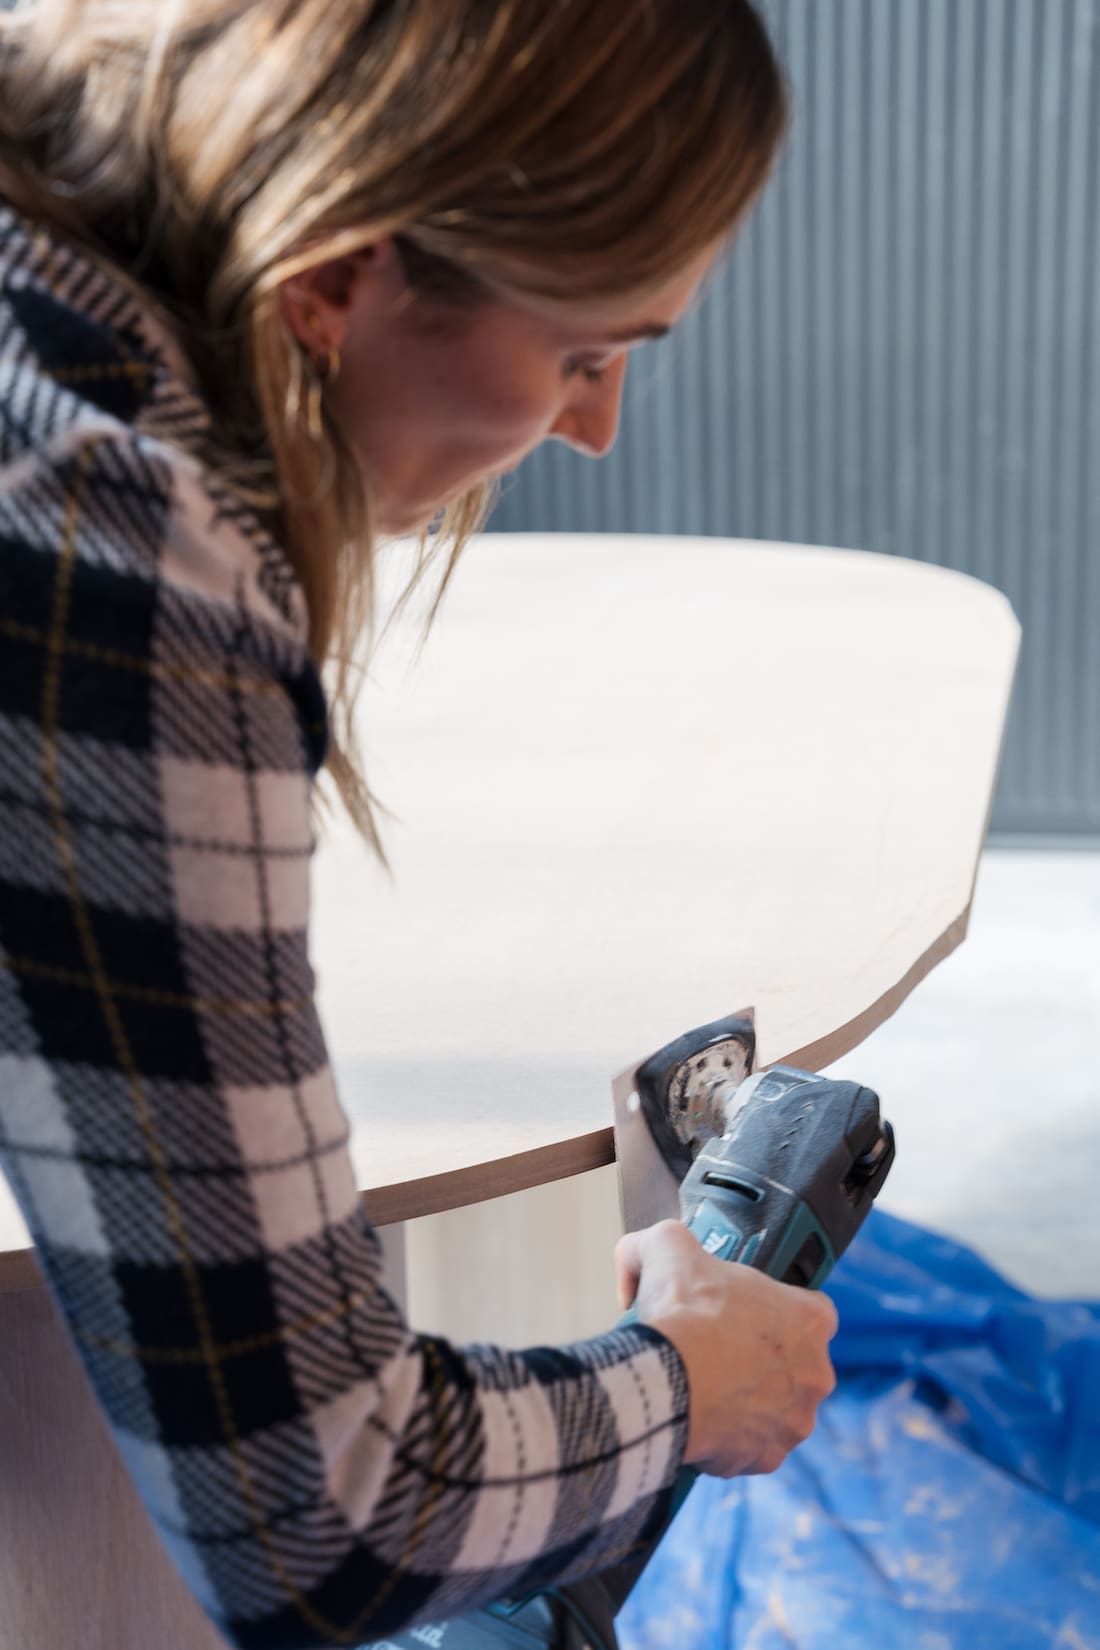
[
  {"xmin": 613, "ymin": 1233, "xmax": 642, "ymax": 1311},
  {"xmin": 816, "ymin": 1293, "xmax": 840, "ymax": 1339}
]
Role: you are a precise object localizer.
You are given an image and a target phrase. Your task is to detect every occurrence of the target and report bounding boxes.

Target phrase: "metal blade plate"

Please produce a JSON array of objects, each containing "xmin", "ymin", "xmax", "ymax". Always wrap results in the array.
[{"xmin": 612, "ymin": 1007, "xmax": 756, "ymax": 1234}]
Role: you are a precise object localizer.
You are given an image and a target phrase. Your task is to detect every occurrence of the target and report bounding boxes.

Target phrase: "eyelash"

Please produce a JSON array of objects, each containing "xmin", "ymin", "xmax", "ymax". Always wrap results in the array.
[{"xmin": 564, "ymin": 359, "xmax": 609, "ymax": 385}]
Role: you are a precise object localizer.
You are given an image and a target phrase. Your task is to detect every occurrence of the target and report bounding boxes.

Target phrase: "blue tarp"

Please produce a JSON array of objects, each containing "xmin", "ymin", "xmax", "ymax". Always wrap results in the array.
[{"xmin": 620, "ymin": 1210, "xmax": 1100, "ymax": 1650}]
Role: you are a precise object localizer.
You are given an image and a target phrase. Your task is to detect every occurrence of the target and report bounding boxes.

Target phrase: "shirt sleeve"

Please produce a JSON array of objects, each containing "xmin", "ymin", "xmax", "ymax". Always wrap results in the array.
[{"xmin": 0, "ymin": 425, "xmax": 690, "ymax": 1648}]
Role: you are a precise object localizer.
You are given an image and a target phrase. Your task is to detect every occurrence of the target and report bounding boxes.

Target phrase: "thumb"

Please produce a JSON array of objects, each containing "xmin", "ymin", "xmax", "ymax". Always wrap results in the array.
[
  {"xmin": 614, "ymin": 1220, "xmax": 690, "ymax": 1312},
  {"xmin": 614, "ymin": 1232, "xmax": 643, "ymax": 1312}
]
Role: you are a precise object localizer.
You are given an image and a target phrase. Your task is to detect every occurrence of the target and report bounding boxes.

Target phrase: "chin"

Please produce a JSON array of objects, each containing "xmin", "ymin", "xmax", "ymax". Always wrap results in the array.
[
  {"xmin": 376, "ymin": 501, "xmax": 440, "ymax": 537},
  {"xmin": 384, "ymin": 494, "xmax": 490, "ymax": 538}
]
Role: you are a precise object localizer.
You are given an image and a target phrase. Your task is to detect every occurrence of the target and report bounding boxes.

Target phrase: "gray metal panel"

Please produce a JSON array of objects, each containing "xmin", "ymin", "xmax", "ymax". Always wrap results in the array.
[{"xmin": 489, "ymin": 0, "xmax": 1100, "ymax": 835}]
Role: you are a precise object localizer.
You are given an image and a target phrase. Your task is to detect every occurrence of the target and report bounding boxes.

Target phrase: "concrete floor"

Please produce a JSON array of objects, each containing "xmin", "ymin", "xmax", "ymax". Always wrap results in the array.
[{"xmin": 822, "ymin": 846, "xmax": 1100, "ymax": 1298}]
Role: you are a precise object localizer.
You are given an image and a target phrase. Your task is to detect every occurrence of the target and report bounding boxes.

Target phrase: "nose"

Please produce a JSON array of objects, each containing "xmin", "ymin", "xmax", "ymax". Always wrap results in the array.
[{"xmin": 550, "ymin": 360, "xmax": 627, "ymax": 458}]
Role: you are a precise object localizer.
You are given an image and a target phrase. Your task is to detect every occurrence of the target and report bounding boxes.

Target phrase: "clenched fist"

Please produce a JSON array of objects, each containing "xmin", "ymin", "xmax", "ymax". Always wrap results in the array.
[{"xmin": 616, "ymin": 1219, "xmax": 838, "ymax": 1477}]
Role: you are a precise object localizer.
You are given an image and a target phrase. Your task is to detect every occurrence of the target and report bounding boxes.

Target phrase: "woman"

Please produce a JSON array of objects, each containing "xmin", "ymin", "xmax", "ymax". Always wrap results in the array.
[{"xmin": 0, "ymin": 3, "xmax": 837, "ymax": 1645}]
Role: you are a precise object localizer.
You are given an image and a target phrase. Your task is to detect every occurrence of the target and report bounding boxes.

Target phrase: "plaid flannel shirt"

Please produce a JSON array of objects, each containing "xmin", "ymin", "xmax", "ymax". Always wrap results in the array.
[{"xmin": 0, "ymin": 204, "xmax": 690, "ymax": 1649}]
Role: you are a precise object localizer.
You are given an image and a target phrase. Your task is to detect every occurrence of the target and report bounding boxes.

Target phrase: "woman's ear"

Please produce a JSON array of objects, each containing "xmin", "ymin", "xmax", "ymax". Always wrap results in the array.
[{"xmin": 280, "ymin": 240, "xmax": 400, "ymax": 353}]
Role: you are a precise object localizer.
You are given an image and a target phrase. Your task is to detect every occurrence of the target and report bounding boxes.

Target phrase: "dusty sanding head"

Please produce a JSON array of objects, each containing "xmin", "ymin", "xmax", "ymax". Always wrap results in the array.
[{"xmin": 612, "ymin": 1011, "xmax": 756, "ymax": 1234}]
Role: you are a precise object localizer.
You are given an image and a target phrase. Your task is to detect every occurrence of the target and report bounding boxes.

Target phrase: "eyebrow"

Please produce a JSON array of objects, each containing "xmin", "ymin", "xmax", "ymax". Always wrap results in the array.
[{"xmin": 602, "ymin": 322, "xmax": 672, "ymax": 344}]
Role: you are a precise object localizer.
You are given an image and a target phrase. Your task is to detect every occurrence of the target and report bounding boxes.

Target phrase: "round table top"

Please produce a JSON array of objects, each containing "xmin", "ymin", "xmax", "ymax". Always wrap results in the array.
[{"xmin": 0, "ymin": 534, "xmax": 1019, "ymax": 1279}]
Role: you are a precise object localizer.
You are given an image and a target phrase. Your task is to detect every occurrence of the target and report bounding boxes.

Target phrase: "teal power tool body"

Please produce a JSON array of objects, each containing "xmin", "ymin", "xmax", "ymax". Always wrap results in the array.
[{"xmin": 371, "ymin": 1016, "xmax": 895, "ymax": 1650}]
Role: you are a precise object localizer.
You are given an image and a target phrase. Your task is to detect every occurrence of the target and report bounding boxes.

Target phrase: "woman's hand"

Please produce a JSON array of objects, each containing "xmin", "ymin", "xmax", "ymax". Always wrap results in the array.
[{"xmin": 615, "ymin": 1219, "xmax": 838, "ymax": 1478}]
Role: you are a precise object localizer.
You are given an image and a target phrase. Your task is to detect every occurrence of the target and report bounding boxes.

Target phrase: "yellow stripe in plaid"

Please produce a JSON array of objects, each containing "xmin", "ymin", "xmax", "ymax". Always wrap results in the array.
[
  {"xmin": 2, "ymin": 956, "xmax": 311, "ymax": 1019},
  {"xmin": 37, "ymin": 450, "xmax": 356, "ymax": 1644},
  {"xmin": 0, "ymin": 617, "xmax": 286, "ymax": 698}
]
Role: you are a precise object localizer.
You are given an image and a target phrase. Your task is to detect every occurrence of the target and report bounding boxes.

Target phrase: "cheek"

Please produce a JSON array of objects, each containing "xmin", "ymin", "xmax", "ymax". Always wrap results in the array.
[
  {"xmin": 339, "ymin": 341, "xmax": 552, "ymax": 460},
  {"xmin": 431, "ymin": 342, "xmax": 560, "ymax": 449},
  {"xmin": 329, "ymin": 308, "xmax": 569, "ymax": 518}
]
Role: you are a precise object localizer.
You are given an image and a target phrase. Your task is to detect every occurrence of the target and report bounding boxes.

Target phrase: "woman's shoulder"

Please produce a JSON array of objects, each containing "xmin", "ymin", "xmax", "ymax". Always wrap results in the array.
[{"xmin": 0, "ymin": 202, "xmax": 308, "ymax": 648}]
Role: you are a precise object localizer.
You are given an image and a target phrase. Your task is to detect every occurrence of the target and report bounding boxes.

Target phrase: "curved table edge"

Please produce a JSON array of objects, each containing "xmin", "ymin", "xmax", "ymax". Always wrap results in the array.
[{"xmin": 1, "ymin": 905, "xmax": 972, "ymax": 1296}]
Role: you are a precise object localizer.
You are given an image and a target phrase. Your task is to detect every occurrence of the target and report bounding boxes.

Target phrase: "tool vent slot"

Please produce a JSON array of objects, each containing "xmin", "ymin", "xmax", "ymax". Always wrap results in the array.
[
  {"xmin": 702, "ymin": 1173, "xmax": 763, "ymax": 1203},
  {"xmin": 782, "ymin": 1232, "xmax": 827, "ymax": 1289}
]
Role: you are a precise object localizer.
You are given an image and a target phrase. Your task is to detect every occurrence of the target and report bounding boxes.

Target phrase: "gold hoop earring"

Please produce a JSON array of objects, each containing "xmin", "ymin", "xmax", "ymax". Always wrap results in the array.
[
  {"xmin": 302, "ymin": 342, "xmax": 341, "ymax": 442},
  {"xmin": 300, "ymin": 310, "xmax": 341, "ymax": 439},
  {"xmin": 301, "ymin": 300, "xmax": 339, "ymax": 438},
  {"xmin": 314, "ymin": 341, "xmax": 341, "ymax": 384},
  {"xmin": 303, "ymin": 360, "xmax": 324, "ymax": 443}
]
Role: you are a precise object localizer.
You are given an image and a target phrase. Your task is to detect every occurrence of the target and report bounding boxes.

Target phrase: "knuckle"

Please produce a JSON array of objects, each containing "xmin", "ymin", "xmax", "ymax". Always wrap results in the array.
[
  {"xmin": 790, "ymin": 1410, "xmax": 816, "ymax": 1445},
  {"xmin": 811, "ymin": 1292, "xmax": 840, "ymax": 1335},
  {"xmin": 804, "ymin": 1356, "xmax": 836, "ymax": 1403},
  {"xmin": 785, "ymin": 1395, "xmax": 820, "ymax": 1441}
]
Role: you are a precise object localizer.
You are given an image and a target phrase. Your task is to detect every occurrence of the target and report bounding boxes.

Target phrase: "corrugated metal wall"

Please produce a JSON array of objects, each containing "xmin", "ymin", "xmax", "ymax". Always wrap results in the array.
[{"xmin": 489, "ymin": 0, "xmax": 1100, "ymax": 836}]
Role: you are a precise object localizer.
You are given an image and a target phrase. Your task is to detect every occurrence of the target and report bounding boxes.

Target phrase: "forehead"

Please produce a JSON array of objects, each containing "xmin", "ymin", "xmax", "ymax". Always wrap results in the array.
[
  {"xmin": 490, "ymin": 244, "xmax": 721, "ymax": 341},
  {"xmin": 617, "ymin": 247, "xmax": 719, "ymax": 328}
]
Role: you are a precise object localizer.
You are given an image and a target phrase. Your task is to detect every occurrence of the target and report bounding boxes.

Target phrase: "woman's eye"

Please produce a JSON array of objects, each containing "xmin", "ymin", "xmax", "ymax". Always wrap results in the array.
[{"xmin": 564, "ymin": 358, "xmax": 609, "ymax": 385}]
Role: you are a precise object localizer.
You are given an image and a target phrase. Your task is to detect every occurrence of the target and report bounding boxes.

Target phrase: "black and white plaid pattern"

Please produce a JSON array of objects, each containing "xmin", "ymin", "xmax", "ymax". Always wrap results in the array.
[{"xmin": 0, "ymin": 204, "xmax": 689, "ymax": 1648}]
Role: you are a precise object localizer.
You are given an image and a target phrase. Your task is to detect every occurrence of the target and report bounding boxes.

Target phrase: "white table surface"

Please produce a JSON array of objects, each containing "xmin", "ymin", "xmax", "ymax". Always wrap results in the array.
[
  {"xmin": 1, "ymin": 532, "xmax": 1020, "ymax": 1265},
  {"xmin": 318, "ymin": 533, "xmax": 1018, "ymax": 1219}
]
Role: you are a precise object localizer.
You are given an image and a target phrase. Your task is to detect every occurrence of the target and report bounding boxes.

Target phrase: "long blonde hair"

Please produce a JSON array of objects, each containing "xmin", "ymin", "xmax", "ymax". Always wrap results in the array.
[{"xmin": 0, "ymin": 0, "xmax": 787, "ymax": 855}]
